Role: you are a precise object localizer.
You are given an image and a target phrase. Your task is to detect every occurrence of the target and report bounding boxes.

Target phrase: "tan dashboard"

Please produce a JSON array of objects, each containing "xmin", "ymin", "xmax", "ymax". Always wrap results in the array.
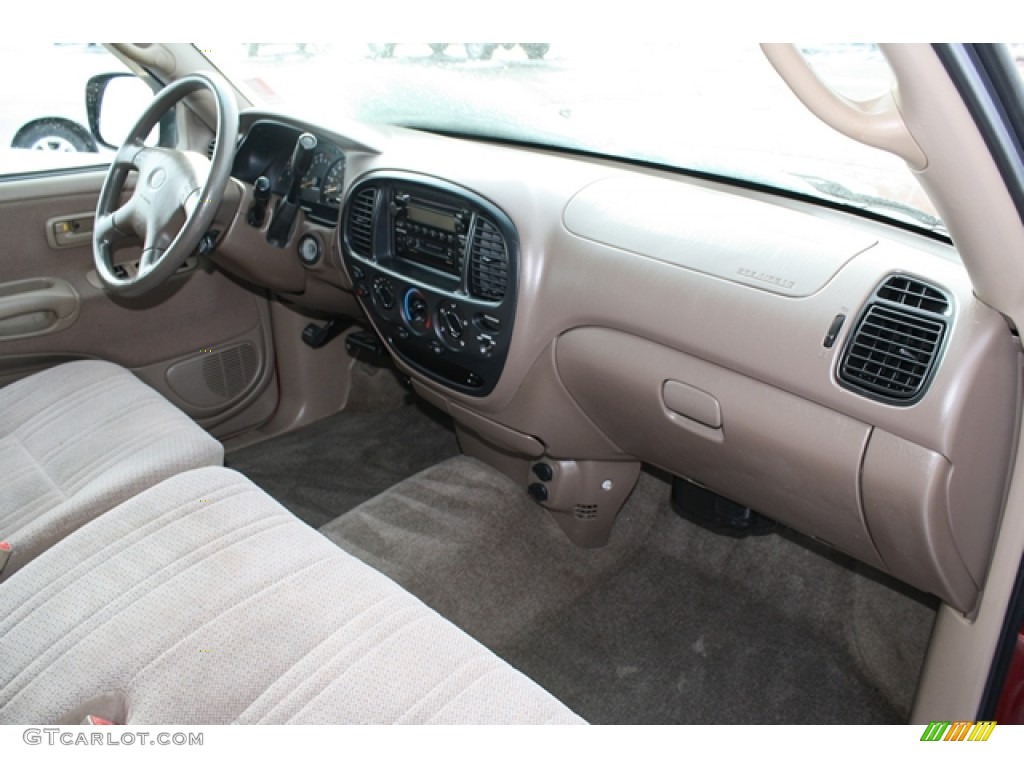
[{"xmin": 216, "ymin": 110, "xmax": 1022, "ymax": 615}]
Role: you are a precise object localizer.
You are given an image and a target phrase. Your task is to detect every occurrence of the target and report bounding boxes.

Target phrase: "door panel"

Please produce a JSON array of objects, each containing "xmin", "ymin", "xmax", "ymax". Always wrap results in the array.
[
  {"xmin": 0, "ymin": 277, "xmax": 79, "ymax": 340},
  {"xmin": 0, "ymin": 171, "xmax": 279, "ymax": 438}
]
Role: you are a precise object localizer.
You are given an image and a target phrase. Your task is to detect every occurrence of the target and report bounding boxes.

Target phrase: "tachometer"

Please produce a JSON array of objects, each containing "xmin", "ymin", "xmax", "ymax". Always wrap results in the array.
[{"xmin": 321, "ymin": 157, "xmax": 346, "ymax": 206}]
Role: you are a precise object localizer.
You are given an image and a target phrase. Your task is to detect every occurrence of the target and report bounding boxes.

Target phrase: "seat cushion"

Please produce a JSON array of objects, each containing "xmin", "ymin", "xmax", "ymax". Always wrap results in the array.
[
  {"xmin": 0, "ymin": 360, "xmax": 223, "ymax": 577},
  {"xmin": 0, "ymin": 466, "xmax": 582, "ymax": 725}
]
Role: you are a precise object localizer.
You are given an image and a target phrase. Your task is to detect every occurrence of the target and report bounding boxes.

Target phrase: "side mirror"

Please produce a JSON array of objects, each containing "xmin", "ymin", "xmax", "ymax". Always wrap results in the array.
[{"xmin": 86, "ymin": 73, "xmax": 175, "ymax": 150}]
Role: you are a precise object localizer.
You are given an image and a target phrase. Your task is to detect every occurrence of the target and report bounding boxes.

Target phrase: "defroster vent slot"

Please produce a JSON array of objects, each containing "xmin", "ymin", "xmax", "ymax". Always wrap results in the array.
[{"xmin": 876, "ymin": 275, "xmax": 951, "ymax": 315}]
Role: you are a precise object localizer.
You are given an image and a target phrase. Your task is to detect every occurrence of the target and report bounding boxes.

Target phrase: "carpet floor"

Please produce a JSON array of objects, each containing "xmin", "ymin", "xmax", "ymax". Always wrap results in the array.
[
  {"xmin": 225, "ymin": 396, "xmax": 460, "ymax": 529},
  {"xmin": 320, "ymin": 455, "xmax": 938, "ymax": 724}
]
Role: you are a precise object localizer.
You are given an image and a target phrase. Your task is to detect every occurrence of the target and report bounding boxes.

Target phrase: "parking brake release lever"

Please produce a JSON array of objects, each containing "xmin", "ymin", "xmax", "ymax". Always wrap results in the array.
[{"xmin": 267, "ymin": 132, "xmax": 317, "ymax": 247}]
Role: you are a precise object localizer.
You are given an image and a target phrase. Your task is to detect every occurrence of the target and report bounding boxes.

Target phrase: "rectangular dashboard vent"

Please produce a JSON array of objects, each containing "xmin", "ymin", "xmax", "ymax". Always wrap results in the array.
[
  {"xmin": 346, "ymin": 187, "xmax": 377, "ymax": 258},
  {"xmin": 876, "ymin": 275, "xmax": 950, "ymax": 315},
  {"xmin": 839, "ymin": 304, "xmax": 946, "ymax": 402},
  {"xmin": 468, "ymin": 218, "xmax": 508, "ymax": 301}
]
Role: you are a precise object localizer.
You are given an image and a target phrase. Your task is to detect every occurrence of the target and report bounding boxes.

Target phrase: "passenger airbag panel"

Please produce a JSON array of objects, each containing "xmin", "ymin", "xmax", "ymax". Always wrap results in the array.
[{"xmin": 563, "ymin": 176, "xmax": 876, "ymax": 297}]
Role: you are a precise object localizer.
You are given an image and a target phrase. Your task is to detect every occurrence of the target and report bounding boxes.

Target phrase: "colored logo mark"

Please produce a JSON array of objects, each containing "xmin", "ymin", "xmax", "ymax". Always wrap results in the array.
[{"xmin": 920, "ymin": 721, "xmax": 996, "ymax": 742}]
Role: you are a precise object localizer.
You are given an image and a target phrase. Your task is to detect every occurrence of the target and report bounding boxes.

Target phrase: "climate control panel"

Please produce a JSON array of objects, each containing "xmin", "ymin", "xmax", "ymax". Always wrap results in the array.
[{"xmin": 340, "ymin": 172, "xmax": 519, "ymax": 396}]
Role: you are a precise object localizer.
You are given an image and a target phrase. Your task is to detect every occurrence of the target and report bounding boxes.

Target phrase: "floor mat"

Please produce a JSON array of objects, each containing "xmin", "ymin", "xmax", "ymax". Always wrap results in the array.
[
  {"xmin": 321, "ymin": 455, "xmax": 937, "ymax": 724},
  {"xmin": 225, "ymin": 397, "xmax": 459, "ymax": 529}
]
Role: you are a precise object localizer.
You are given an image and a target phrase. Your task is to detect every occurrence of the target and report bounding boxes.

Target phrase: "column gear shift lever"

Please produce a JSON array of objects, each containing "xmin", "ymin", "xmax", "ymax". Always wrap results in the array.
[{"xmin": 266, "ymin": 132, "xmax": 317, "ymax": 247}]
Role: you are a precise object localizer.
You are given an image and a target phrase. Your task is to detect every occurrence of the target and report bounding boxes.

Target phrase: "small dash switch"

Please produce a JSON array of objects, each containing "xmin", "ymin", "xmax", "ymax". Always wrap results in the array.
[{"xmin": 824, "ymin": 314, "xmax": 846, "ymax": 349}]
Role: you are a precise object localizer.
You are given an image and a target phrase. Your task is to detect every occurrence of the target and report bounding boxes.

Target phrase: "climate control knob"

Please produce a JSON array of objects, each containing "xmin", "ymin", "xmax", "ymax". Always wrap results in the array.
[
  {"xmin": 372, "ymin": 277, "xmax": 395, "ymax": 311},
  {"xmin": 437, "ymin": 301, "xmax": 467, "ymax": 350},
  {"xmin": 402, "ymin": 288, "xmax": 431, "ymax": 332},
  {"xmin": 440, "ymin": 306, "xmax": 463, "ymax": 339}
]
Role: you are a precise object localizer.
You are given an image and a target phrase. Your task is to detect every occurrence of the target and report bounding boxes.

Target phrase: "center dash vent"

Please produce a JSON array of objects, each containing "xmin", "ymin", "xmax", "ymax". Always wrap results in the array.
[
  {"xmin": 838, "ymin": 275, "xmax": 950, "ymax": 403},
  {"xmin": 346, "ymin": 187, "xmax": 377, "ymax": 259},
  {"xmin": 206, "ymin": 137, "xmax": 217, "ymax": 159},
  {"xmin": 468, "ymin": 217, "xmax": 509, "ymax": 301}
]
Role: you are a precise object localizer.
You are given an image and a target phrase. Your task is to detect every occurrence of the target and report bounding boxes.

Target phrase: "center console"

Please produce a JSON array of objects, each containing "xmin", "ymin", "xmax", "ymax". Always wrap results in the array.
[{"xmin": 339, "ymin": 171, "xmax": 519, "ymax": 396}]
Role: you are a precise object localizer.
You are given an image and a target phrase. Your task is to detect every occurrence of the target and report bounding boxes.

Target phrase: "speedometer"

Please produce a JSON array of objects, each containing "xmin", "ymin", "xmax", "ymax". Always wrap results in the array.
[
  {"xmin": 321, "ymin": 158, "xmax": 346, "ymax": 206},
  {"xmin": 299, "ymin": 150, "xmax": 335, "ymax": 205}
]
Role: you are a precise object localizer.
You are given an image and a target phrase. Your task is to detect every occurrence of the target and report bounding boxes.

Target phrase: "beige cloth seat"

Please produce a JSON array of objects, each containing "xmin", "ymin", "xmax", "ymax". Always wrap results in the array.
[
  {"xmin": 0, "ymin": 360, "xmax": 223, "ymax": 578},
  {"xmin": 0, "ymin": 466, "xmax": 583, "ymax": 725}
]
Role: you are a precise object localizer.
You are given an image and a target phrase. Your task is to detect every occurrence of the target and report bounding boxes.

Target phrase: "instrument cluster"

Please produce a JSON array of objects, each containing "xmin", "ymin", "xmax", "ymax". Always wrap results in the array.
[{"xmin": 231, "ymin": 120, "xmax": 346, "ymax": 226}]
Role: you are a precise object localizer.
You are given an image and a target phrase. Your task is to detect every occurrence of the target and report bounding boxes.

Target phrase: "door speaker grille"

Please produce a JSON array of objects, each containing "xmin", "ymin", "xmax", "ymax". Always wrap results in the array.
[{"xmin": 202, "ymin": 343, "xmax": 259, "ymax": 399}]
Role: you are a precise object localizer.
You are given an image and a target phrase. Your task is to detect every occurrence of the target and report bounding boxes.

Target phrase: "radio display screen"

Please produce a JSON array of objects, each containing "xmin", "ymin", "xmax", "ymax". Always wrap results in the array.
[{"xmin": 408, "ymin": 205, "xmax": 456, "ymax": 233}]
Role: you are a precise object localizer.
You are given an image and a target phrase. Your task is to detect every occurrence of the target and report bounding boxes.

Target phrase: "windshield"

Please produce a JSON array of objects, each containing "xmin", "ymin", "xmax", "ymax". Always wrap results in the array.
[{"xmin": 205, "ymin": 42, "xmax": 945, "ymax": 233}]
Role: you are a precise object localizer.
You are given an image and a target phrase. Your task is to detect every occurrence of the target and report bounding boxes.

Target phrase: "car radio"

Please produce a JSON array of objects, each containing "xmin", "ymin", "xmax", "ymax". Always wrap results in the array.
[
  {"xmin": 391, "ymin": 192, "xmax": 469, "ymax": 276},
  {"xmin": 340, "ymin": 172, "xmax": 519, "ymax": 397}
]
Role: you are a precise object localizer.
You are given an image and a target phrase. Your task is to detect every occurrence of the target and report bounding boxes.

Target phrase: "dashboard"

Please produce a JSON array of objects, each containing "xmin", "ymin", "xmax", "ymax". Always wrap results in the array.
[{"xmin": 213, "ymin": 109, "xmax": 1022, "ymax": 618}]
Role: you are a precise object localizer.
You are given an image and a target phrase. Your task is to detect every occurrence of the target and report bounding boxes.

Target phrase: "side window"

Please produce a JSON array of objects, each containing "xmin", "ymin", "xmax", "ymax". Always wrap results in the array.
[{"xmin": 0, "ymin": 44, "xmax": 157, "ymax": 177}]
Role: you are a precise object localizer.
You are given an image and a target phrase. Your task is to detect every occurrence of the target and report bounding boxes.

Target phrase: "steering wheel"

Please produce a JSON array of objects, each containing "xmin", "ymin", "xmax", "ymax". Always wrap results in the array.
[{"xmin": 93, "ymin": 71, "xmax": 238, "ymax": 297}]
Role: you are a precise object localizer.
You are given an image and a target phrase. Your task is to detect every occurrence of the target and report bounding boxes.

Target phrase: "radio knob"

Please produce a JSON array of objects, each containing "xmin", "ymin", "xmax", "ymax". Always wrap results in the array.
[{"xmin": 389, "ymin": 193, "xmax": 410, "ymax": 216}]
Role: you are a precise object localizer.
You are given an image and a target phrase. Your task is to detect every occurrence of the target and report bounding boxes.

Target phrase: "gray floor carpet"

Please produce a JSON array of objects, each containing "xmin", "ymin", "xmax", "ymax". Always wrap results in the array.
[
  {"xmin": 225, "ymin": 397, "xmax": 459, "ymax": 529},
  {"xmin": 321, "ymin": 455, "xmax": 938, "ymax": 724}
]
